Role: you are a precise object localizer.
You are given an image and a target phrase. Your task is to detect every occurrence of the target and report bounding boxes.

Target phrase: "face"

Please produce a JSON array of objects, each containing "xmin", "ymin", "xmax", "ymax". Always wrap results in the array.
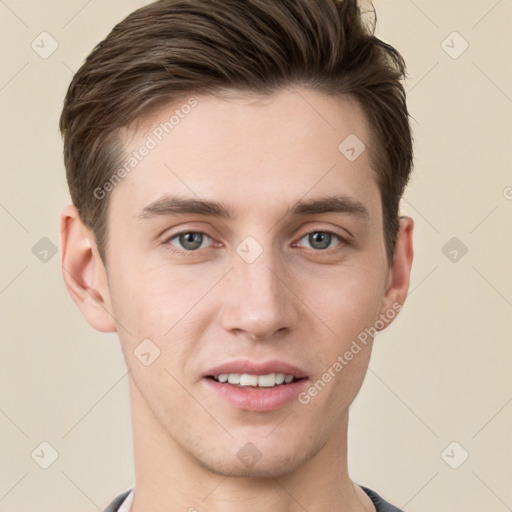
[{"xmin": 102, "ymin": 88, "xmax": 399, "ymax": 477}]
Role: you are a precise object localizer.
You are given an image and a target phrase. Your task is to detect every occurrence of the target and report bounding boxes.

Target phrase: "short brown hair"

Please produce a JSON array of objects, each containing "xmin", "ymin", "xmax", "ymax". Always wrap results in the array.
[{"xmin": 60, "ymin": 0, "xmax": 414, "ymax": 265}]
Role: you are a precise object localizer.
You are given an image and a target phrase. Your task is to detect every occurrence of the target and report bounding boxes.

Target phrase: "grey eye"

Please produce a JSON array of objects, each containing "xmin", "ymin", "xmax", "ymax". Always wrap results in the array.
[
  {"xmin": 300, "ymin": 231, "xmax": 340, "ymax": 250},
  {"xmin": 170, "ymin": 232, "xmax": 209, "ymax": 251}
]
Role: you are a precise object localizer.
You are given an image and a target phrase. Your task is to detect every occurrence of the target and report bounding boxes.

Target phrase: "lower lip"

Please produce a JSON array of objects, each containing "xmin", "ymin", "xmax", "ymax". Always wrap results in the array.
[{"xmin": 203, "ymin": 377, "xmax": 309, "ymax": 412}]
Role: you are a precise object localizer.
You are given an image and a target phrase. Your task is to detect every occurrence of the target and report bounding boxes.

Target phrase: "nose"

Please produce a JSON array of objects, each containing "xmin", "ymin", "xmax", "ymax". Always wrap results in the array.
[{"xmin": 219, "ymin": 247, "xmax": 299, "ymax": 341}]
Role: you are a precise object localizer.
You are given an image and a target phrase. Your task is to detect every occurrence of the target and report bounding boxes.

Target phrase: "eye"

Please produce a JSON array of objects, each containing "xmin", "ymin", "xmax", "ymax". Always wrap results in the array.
[
  {"xmin": 167, "ymin": 231, "xmax": 212, "ymax": 251},
  {"xmin": 297, "ymin": 231, "xmax": 342, "ymax": 250}
]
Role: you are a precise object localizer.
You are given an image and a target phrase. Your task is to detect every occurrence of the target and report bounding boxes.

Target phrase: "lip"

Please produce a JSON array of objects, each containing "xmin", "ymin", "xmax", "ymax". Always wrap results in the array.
[
  {"xmin": 202, "ymin": 359, "xmax": 309, "ymax": 412},
  {"xmin": 204, "ymin": 359, "xmax": 308, "ymax": 379},
  {"xmin": 203, "ymin": 377, "xmax": 309, "ymax": 412}
]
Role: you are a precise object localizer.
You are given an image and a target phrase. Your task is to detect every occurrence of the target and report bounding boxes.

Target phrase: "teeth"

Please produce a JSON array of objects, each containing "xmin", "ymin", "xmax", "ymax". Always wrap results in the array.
[
  {"xmin": 214, "ymin": 372, "xmax": 297, "ymax": 387},
  {"xmin": 257, "ymin": 373, "xmax": 276, "ymax": 387},
  {"xmin": 275, "ymin": 373, "xmax": 285, "ymax": 385},
  {"xmin": 240, "ymin": 374, "xmax": 259, "ymax": 386},
  {"xmin": 227, "ymin": 374, "xmax": 241, "ymax": 385}
]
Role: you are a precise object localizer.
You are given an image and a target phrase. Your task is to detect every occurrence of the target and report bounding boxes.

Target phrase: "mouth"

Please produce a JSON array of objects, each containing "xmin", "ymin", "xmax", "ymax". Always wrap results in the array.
[
  {"xmin": 207, "ymin": 372, "xmax": 303, "ymax": 388},
  {"xmin": 202, "ymin": 360, "xmax": 309, "ymax": 412}
]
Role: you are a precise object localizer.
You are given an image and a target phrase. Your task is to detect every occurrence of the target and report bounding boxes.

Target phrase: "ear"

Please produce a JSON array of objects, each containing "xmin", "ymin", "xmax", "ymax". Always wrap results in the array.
[
  {"xmin": 377, "ymin": 215, "xmax": 414, "ymax": 329},
  {"xmin": 59, "ymin": 204, "xmax": 117, "ymax": 333}
]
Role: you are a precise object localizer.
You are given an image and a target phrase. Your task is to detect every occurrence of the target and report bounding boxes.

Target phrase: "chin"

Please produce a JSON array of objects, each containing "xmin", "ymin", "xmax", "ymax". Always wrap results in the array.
[
  {"xmin": 198, "ymin": 456, "xmax": 302, "ymax": 479},
  {"xmin": 191, "ymin": 438, "xmax": 323, "ymax": 480}
]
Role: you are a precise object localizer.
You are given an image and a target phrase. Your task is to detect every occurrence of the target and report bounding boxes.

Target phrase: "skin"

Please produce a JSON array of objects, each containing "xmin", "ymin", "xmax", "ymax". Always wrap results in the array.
[{"xmin": 60, "ymin": 87, "xmax": 414, "ymax": 512}]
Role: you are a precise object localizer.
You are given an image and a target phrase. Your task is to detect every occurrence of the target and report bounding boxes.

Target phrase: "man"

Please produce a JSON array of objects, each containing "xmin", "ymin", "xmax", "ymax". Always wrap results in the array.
[{"xmin": 59, "ymin": 0, "xmax": 414, "ymax": 510}]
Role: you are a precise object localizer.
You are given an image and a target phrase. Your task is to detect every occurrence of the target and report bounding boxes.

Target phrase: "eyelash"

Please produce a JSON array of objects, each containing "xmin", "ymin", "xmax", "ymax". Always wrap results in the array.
[{"xmin": 163, "ymin": 229, "xmax": 348, "ymax": 256}]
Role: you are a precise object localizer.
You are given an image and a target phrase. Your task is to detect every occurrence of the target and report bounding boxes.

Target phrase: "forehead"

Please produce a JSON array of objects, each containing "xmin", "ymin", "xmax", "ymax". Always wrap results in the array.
[{"xmin": 111, "ymin": 87, "xmax": 380, "ymax": 221}]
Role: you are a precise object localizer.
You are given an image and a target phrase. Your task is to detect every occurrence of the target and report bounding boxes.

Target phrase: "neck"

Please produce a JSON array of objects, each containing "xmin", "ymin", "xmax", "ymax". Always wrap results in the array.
[{"xmin": 128, "ymin": 377, "xmax": 374, "ymax": 512}]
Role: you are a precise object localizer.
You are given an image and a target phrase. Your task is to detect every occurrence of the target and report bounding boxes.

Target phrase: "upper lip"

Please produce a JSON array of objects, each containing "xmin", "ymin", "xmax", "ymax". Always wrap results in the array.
[{"xmin": 204, "ymin": 359, "xmax": 308, "ymax": 379}]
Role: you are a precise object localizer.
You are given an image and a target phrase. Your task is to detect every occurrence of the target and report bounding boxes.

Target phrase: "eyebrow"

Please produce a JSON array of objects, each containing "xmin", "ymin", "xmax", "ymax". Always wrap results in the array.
[{"xmin": 137, "ymin": 194, "xmax": 370, "ymax": 222}]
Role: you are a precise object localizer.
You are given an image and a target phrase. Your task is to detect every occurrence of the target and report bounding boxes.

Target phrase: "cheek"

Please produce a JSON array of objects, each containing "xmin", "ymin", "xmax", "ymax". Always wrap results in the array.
[
  {"xmin": 305, "ymin": 264, "xmax": 385, "ymax": 344},
  {"xmin": 296, "ymin": 264, "xmax": 384, "ymax": 405},
  {"xmin": 108, "ymin": 260, "xmax": 195, "ymax": 336},
  {"xmin": 109, "ymin": 262, "xmax": 218, "ymax": 377}
]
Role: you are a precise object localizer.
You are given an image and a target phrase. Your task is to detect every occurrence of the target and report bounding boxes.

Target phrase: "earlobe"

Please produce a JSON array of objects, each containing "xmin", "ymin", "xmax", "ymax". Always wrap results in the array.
[
  {"xmin": 59, "ymin": 204, "xmax": 117, "ymax": 333},
  {"xmin": 378, "ymin": 216, "xmax": 414, "ymax": 326}
]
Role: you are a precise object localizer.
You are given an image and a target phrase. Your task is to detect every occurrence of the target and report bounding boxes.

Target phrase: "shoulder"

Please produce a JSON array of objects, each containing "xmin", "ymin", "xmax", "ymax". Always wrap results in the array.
[
  {"xmin": 103, "ymin": 489, "xmax": 132, "ymax": 512},
  {"xmin": 359, "ymin": 485, "xmax": 404, "ymax": 512}
]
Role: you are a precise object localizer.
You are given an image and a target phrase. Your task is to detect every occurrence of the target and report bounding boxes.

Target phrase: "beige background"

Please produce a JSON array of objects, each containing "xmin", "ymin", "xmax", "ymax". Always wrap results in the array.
[{"xmin": 1, "ymin": 0, "xmax": 511, "ymax": 510}]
